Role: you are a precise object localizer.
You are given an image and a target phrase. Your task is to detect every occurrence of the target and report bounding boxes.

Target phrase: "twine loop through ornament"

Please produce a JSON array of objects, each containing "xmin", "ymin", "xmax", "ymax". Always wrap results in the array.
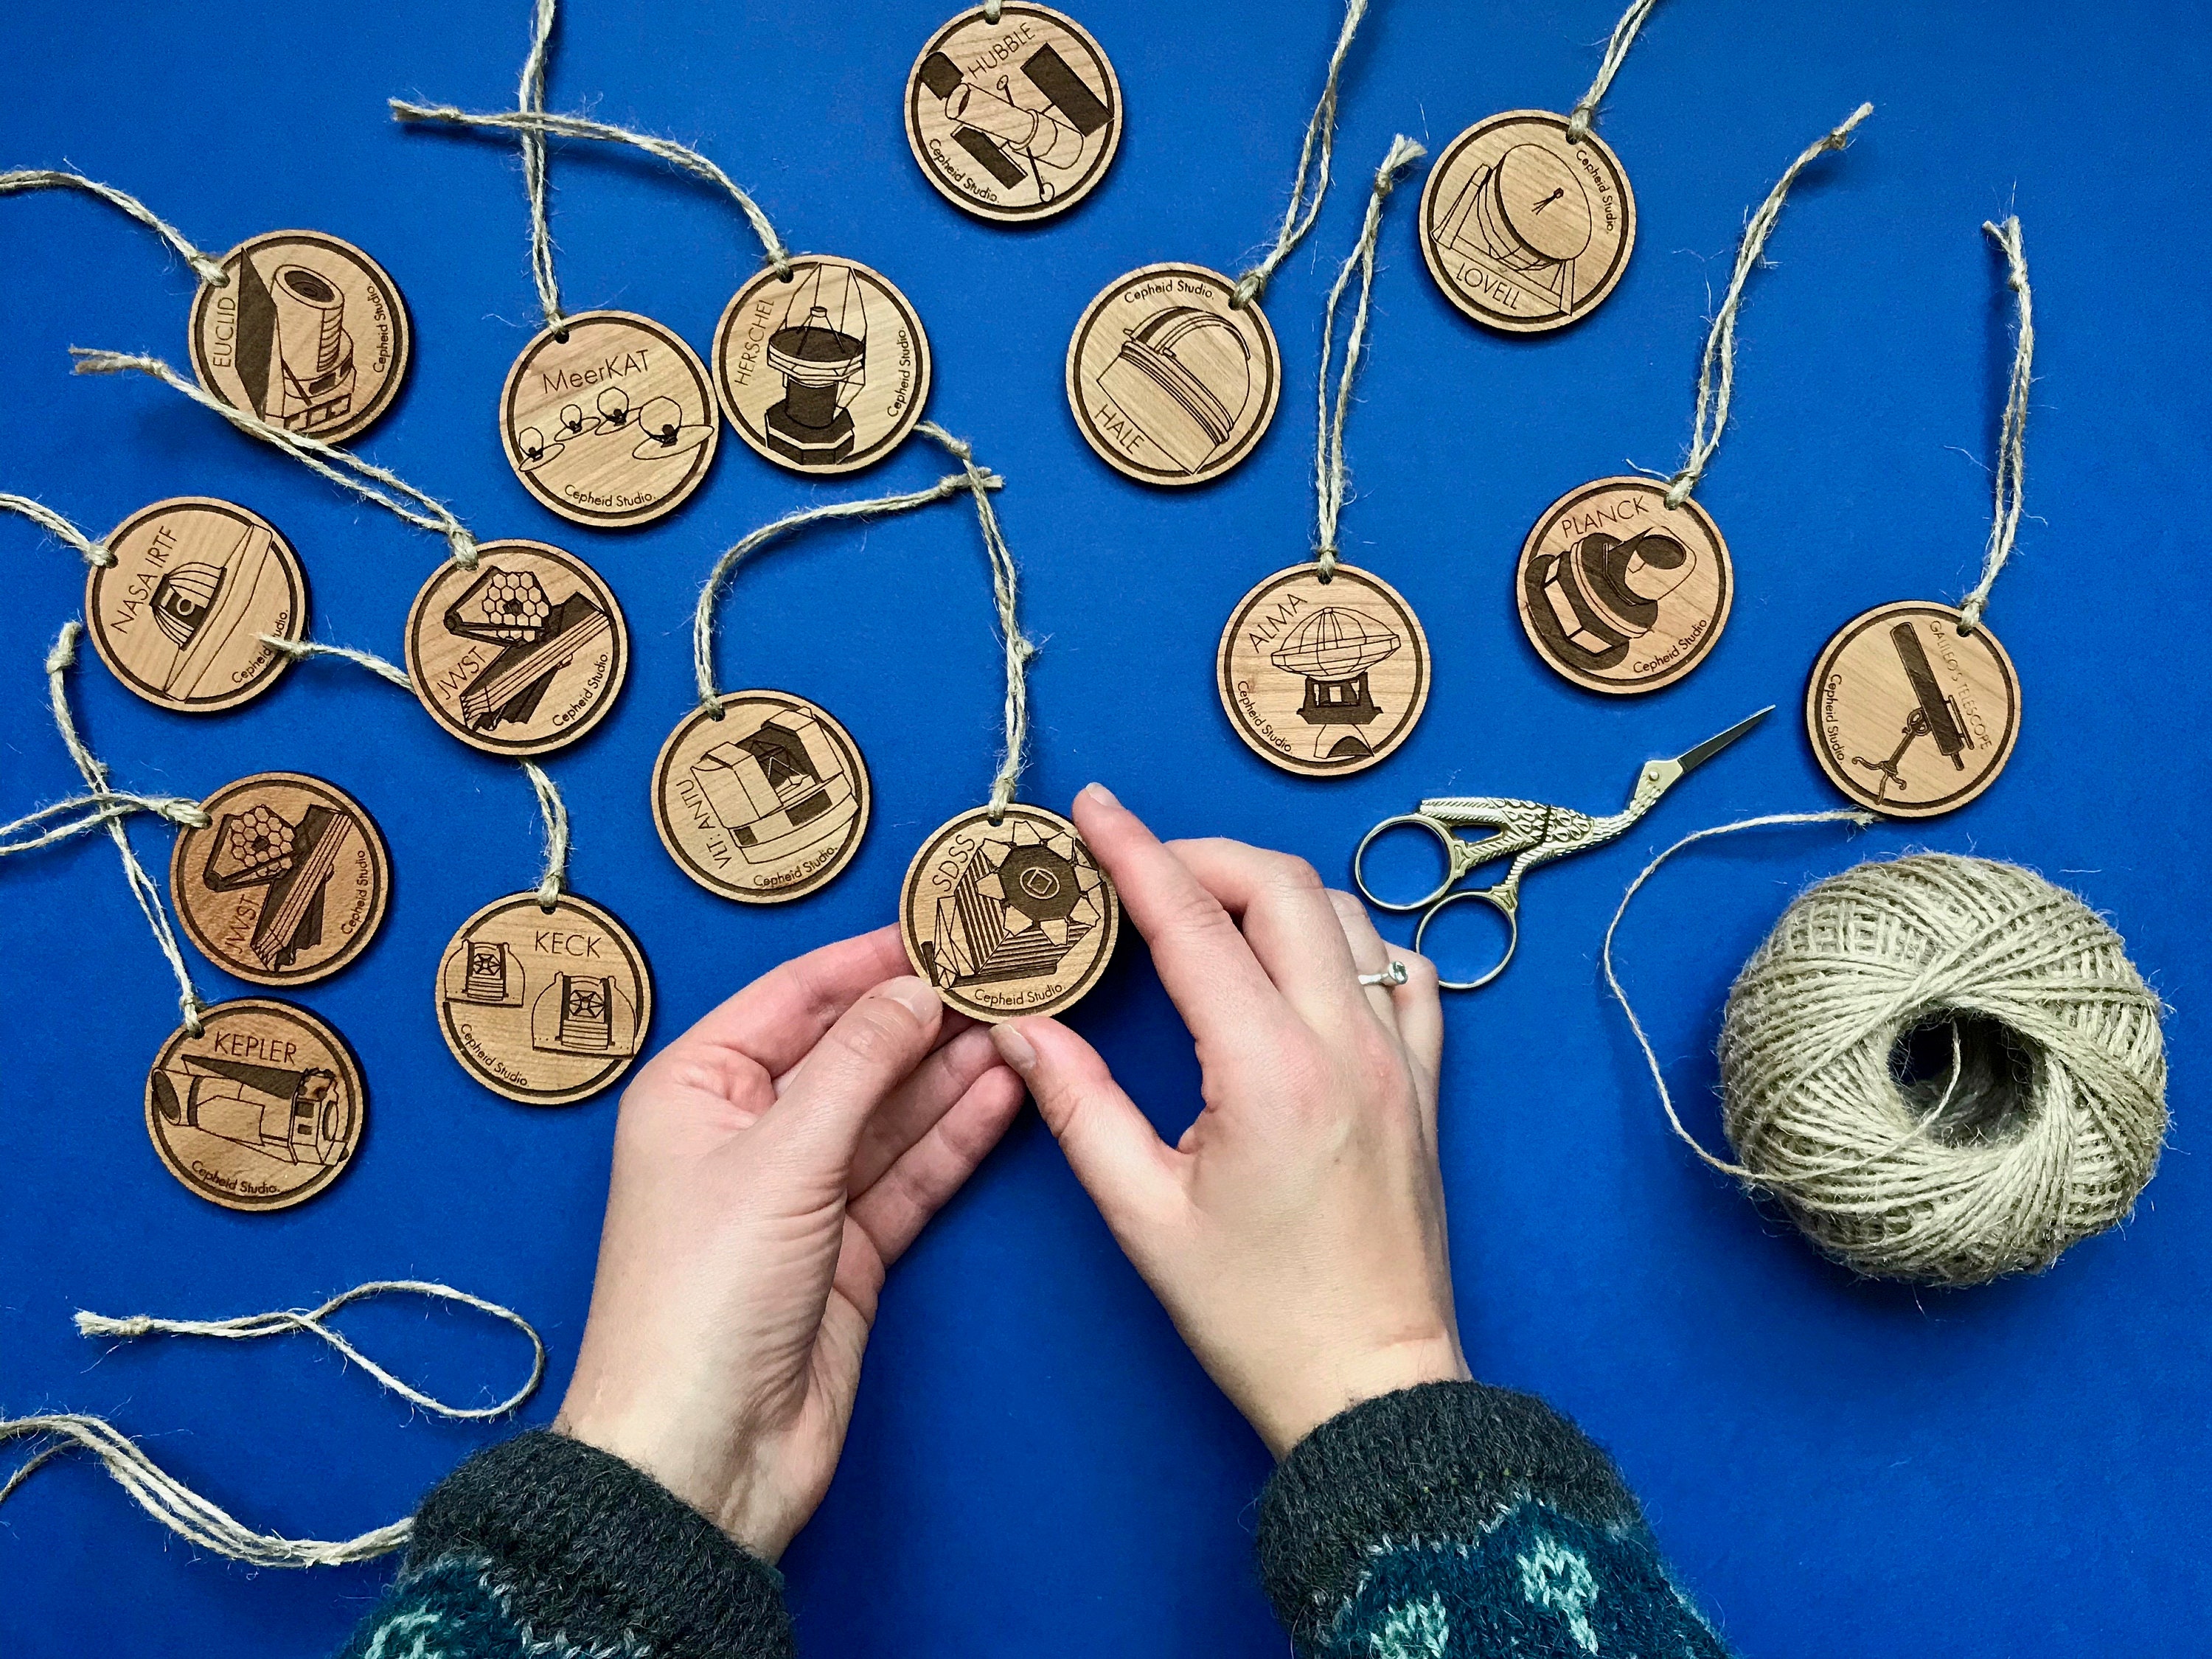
[
  {"xmin": 0, "ymin": 490, "xmax": 112, "ymax": 566},
  {"xmin": 1607, "ymin": 824, "xmax": 2168, "ymax": 1288},
  {"xmin": 1564, "ymin": 0, "xmax": 1662, "ymax": 145},
  {"xmin": 1958, "ymin": 216, "xmax": 2033, "ymax": 638},
  {"xmin": 0, "ymin": 167, "xmax": 228, "ymax": 283},
  {"xmin": 1231, "ymin": 0, "xmax": 1368, "ymax": 310}
]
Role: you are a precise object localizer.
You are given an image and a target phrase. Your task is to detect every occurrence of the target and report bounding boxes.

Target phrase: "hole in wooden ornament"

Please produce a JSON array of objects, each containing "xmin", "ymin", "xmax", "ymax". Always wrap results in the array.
[
  {"xmin": 552, "ymin": 328, "xmax": 571, "ymax": 345},
  {"xmin": 1887, "ymin": 1009, "xmax": 2044, "ymax": 1147}
]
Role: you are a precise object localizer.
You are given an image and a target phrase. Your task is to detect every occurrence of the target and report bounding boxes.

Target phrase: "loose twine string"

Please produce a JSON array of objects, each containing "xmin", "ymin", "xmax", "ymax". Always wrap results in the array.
[
  {"xmin": 1566, "ymin": 0, "xmax": 1663, "ymax": 143},
  {"xmin": 1662, "ymin": 103, "xmax": 1873, "ymax": 508},
  {"xmin": 245, "ymin": 639, "xmax": 570, "ymax": 905},
  {"xmin": 69, "ymin": 350, "xmax": 481, "ymax": 568},
  {"xmin": 0, "ymin": 490, "xmax": 113, "ymax": 566},
  {"xmin": 1, "ymin": 1281, "xmax": 546, "ymax": 1566},
  {"xmin": 1315, "ymin": 136, "xmax": 1425, "ymax": 580},
  {"xmin": 40, "ymin": 623, "xmax": 209, "ymax": 1032},
  {"xmin": 1232, "ymin": 0, "xmax": 1368, "ymax": 308},
  {"xmin": 389, "ymin": 106, "xmax": 791, "ymax": 324},
  {"xmin": 1604, "ymin": 821, "xmax": 2168, "ymax": 1286},
  {"xmin": 518, "ymin": 0, "xmax": 562, "ymax": 326},
  {"xmin": 1958, "ymin": 216, "xmax": 2032, "ymax": 635},
  {"xmin": 692, "ymin": 423, "xmax": 1032, "ymax": 819},
  {"xmin": 0, "ymin": 168, "xmax": 229, "ymax": 285}
]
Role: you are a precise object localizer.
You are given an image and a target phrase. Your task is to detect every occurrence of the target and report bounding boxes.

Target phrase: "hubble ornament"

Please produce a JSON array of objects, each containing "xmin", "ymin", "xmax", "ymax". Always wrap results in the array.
[
  {"xmin": 905, "ymin": 4, "xmax": 1121, "ymax": 223},
  {"xmin": 170, "ymin": 773, "xmax": 392, "ymax": 989}
]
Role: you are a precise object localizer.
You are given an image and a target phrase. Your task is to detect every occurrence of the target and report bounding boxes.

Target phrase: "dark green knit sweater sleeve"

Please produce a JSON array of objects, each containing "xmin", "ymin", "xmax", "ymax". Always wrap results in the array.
[
  {"xmin": 1256, "ymin": 1380, "xmax": 1730, "ymax": 1658},
  {"xmin": 333, "ymin": 1430, "xmax": 793, "ymax": 1659}
]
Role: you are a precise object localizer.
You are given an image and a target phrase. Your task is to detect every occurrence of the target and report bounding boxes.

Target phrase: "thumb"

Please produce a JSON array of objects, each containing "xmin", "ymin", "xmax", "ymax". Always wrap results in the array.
[
  {"xmin": 992, "ymin": 1018, "xmax": 1182, "ymax": 1238},
  {"xmin": 763, "ymin": 975, "xmax": 944, "ymax": 1180}
]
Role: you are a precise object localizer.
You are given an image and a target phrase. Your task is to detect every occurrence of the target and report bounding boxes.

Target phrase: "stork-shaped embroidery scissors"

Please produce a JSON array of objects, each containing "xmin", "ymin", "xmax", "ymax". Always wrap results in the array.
[{"xmin": 1352, "ymin": 708, "xmax": 1771, "ymax": 990}]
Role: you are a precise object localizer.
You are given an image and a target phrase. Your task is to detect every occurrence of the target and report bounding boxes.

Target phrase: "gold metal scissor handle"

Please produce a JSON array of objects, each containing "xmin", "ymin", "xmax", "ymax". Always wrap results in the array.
[
  {"xmin": 1352, "ymin": 813, "xmax": 1464, "ymax": 912},
  {"xmin": 1413, "ymin": 884, "xmax": 1520, "ymax": 992}
]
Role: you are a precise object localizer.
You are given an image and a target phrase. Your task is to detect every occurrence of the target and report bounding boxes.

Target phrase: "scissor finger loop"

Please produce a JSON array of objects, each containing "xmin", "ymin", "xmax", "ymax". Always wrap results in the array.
[
  {"xmin": 1352, "ymin": 814, "xmax": 1462, "ymax": 914},
  {"xmin": 1414, "ymin": 885, "xmax": 1521, "ymax": 992}
]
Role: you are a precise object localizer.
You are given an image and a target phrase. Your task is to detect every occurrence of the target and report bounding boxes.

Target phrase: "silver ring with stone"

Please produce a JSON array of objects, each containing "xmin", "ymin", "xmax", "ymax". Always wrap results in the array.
[{"xmin": 1357, "ymin": 961, "xmax": 1409, "ymax": 989}]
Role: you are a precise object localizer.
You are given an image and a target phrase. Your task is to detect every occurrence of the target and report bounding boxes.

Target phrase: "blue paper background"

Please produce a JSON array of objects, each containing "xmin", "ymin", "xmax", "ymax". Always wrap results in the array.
[{"xmin": 1, "ymin": 1, "xmax": 2206, "ymax": 1652}]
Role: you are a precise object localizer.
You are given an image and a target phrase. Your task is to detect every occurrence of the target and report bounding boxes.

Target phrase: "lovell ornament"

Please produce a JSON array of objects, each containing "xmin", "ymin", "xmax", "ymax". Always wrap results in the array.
[{"xmin": 905, "ymin": 3, "xmax": 1122, "ymax": 223}]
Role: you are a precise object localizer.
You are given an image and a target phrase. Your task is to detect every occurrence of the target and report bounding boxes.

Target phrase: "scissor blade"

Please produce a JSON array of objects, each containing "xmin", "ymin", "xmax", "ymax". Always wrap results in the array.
[{"xmin": 1672, "ymin": 706, "xmax": 1773, "ymax": 775}]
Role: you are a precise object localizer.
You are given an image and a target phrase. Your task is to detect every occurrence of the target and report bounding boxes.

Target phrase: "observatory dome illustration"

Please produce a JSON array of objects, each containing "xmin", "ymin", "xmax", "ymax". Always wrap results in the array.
[{"xmin": 1269, "ymin": 604, "xmax": 1403, "ymax": 762}]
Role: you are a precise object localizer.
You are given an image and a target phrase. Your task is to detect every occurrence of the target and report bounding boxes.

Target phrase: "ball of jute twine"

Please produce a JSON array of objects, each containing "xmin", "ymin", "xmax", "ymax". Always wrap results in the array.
[{"xmin": 1714, "ymin": 854, "xmax": 2166, "ymax": 1286}]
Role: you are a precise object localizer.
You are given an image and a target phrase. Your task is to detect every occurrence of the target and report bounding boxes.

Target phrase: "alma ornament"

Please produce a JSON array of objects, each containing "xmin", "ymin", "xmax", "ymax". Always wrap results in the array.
[
  {"xmin": 170, "ymin": 772, "xmax": 392, "ymax": 989},
  {"xmin": 1065, "ymin": 0, "xmax": 1365, "ymax": 486},
  {"xmin": 1515, "ymin": 105, "xmax": 1871, "ymax": 696},
  {"xmin": 1, "ymin": 169, "xmax": 411, "ymax": 443},
  {"xmin": 83, "ymin": 497, "xmax": 307, "ymax": 715},
  {"xmin": 1806, "ymin": 218, "xmax": 2037, "ymax": 821},
  {"xmin": 905, "ymin": 3, "xmax": 1121, "ymax": 223},
  {"xmin": 1218, "ymin": 139, "xmax": 1432, "ymax": 777}
]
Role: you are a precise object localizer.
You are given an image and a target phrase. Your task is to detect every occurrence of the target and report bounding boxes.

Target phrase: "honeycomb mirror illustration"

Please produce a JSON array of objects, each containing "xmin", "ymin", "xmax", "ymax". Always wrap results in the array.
[
  {"xmin": 915, "ymin": 33, "xmax": 1113, "ymax": 207},
  {"xmin": 201, "ymin": 799, "xmax": 360, "ymax": 973},
  {"xmin": 1270, "ymin": 605, "xmax": 1405, "ymax": 762},
  {"xmin": 1435, "ymin": 142, "xmax": 1594, "ymax": 318},
  {"xmin": 439, "ymin": 563, "xmax": 616, "ymax": 733},
  {"xmin": 1530, "ymin": 525, "xmax": 1696, "ymax": 669},
  {"xmin": 923, "ymin": 817, "xmax": 1107, "ymax": 991},
  {"xmin": 689, "ymin": 709, "xmax": 861, "ymax": 868},
  {"xmin": 1095, "ymin": 305, "xmax": 1255, "ymax": 476},
  {"xmin": 150, "ymin": 1051, "xmax": 355, "ymax": 1172}
]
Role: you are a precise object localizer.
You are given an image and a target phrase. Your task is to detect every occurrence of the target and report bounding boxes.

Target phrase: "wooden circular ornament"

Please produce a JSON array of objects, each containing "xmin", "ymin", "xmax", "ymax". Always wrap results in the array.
[
  {"xmin": 905, "ymin": 4, "xmax": 1122, "ymax": 223},
  {"xmin": 403, "ymin": 540, "xmax": 629, "ymax": 757},
  {"xmin": 188, "ymin": 231, "xmax": 411, "ymax": 445},
  {"xmin": 1419, "ymin": 111, "xmax": 1635, "ymax": 335},
  {"xmin": 501, "ymin": 310, "xmax": 720, "ymax": 527},
  {"xmin": 145, "ymin": 998, "xmax": 366, "ymax": 1211},
  {"xmin": 85, "ymin": 498, "xmax": 307, "ymax": 714},
  {"xmin": 712, "ymin": 257, "xmax": 932, "ymax": 476},
  {"xmin": 1217, "ymin": 563, "xmax": 1430, "ymax": 776},
  {"xmin": 1806, "ymin": 602, "xmax": 2020, "ymax": 818},
  {"xmin": 1066, "ymin": 262, "xmax": 1280, "ymax": 487},
  {"xmin": 900, "ymin": 804, "xmax": 1119, "ymax": 1021},
  {"xmin": 1515, "ymin": 476, "xmax": 1731, "ymax": 695},
  {"xmin": 170, "ymin": 772, "xmax": 391, "ymax": 988},
  {"xmin": 653, "ymin": 692, "xmax": 872, "ymax": 903},
  {"xmin": 435, "ymin": 891, "xmax": 653, "ymax": 1107}
]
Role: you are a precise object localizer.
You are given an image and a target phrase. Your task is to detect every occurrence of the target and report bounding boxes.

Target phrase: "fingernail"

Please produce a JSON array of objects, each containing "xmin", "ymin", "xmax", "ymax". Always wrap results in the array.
[
  {"xmin": 885, "ymin": 976, "xmax": 940, "ymax": 1023},
  {"xmin": 1081, "ymin": 782, "xmax": 1120, "ymax": 810},
  {"xmin": 990, "ymin": 1022, "xmax": 1037, "ymax": 1073}
]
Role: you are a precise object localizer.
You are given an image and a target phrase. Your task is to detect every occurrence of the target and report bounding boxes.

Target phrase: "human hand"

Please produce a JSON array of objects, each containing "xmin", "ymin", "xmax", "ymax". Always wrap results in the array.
[
  {"xmin": 990, "ymin": 785, "xmax": 1466, "ymax": 1458},
  {"xmin": 557, "ymin": 927, "xmax": 1026, "ymax": 1559}
]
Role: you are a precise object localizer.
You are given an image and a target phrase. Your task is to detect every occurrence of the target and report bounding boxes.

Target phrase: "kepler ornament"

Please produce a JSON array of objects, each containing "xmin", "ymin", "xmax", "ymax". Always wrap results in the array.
[
  {"xmin": 0, "ymin": 170, "xmax": 410, "ymax": 443},
  {"xmin": 1516, "ymin": 105, "xmax": 1871, "ymax": 695},
  {"xmin": 1065, "ymin": 0, "xmax": 1372, "ymax": 486}
]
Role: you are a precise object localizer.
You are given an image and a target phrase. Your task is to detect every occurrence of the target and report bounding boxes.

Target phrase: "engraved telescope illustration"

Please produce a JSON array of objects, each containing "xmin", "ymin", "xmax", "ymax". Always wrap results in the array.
[
  {"xmin": 917, "ymin": 41, "xmax": 1111, "ymax": 203},
  {"xmin": 1433, "ymin": 143, "xmax": 1594, "ymax": 316}
]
